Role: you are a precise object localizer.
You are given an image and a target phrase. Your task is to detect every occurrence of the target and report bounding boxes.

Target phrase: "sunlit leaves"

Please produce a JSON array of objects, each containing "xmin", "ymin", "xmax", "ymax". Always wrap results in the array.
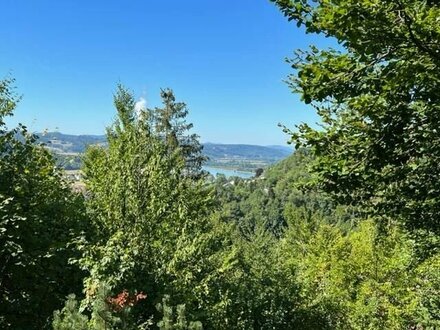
[{"xmin": 273, "ymin": 0, "xmax": 440, "ymax": 235}]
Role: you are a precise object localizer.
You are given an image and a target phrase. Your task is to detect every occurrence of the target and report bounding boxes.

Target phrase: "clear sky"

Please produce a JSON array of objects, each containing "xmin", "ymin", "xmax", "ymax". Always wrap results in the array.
[{"xmin": 1, "ymin": 0, "xmax": 335, "ymax": 145}]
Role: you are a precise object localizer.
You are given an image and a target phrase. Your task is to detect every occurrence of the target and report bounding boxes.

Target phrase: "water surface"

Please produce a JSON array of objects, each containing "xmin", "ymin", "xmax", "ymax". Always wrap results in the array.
[{"xmin": 203, "ymin": 166, "xmax": 254, "ymax": 179}]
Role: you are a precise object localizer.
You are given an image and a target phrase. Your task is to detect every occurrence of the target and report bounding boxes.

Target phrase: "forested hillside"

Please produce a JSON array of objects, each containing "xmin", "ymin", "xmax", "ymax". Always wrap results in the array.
[
  {"xmin": 36, "ymin": 132, "xmax": 107, "ymax": 153},
  {"xmin": 36, "ymin": 132, "xmax": 291, "ymax": 171},
  {"xmin": 1, "ymin": 0, "xmax": 440, "ymax": 329}
]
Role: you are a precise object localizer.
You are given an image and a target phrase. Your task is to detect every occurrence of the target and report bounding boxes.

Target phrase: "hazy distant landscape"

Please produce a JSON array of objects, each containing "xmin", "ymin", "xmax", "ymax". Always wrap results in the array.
[{"xmin": 37, "ymin": 132, "xmax": 292, "ymax": 173}]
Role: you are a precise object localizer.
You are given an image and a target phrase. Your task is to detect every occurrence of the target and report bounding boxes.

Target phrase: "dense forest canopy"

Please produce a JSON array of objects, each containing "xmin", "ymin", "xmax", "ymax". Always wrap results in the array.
[{"xmin": 1, "ymin": 1, "xmax": 440, "ymax": 329}]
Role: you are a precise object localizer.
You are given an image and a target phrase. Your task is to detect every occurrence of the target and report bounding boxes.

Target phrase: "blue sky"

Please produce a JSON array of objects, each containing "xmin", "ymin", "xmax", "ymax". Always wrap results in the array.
[{"xmin": 2, "ymin": 0, "xmax": 335, "ymax": 145}]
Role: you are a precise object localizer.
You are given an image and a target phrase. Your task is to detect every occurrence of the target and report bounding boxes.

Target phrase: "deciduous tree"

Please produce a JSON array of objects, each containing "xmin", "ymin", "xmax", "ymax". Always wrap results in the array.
[
  {"xmin": 79, "ymin": 85, "xmax": 211, "ymax": 325},
  {"xmin": 0, "ymin": 78, "xmax": 86, "ymax": 329},
  {"xmin": 272, "ymin": 0, "xmax": 440, "ymax": 238}
]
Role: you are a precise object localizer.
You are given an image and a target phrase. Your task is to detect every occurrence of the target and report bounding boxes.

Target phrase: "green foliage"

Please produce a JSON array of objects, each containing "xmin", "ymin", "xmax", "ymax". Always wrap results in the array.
[
  {"xmin": 53, "ymin": 295, "xmax": 89, "ymax": 330},
  {"xmin": 156, "ymin": 295, "xmax": 202, "ymax": 330},
  {"xmin": 149, "ymin": 88, "xmax": 206, "ymax": 179},
  {"xmin": 281, "ymin": 215, "xmax": 440, "ymax": 329},
  {"xmin": 55, "ymin": 153, "xmax": 83, "ymax": 170},
  {"xmin": 268, "ymin": 0, "xmax": 440, "ymax": 326},
  {"xmin": 53, "ymin": 286, "xmax": 123, "ymax": 330},
  {"xmin": 168, "ymin": 218, "xmax": 300, "ymax": 329},
  {"xmin": 0, "ymin": 78, "xmax": 86, "ymax": 329},
  {"xmin": 207, "ymin": 147, "xmax": 440, "ymax": 328},
  {"xmin": 271, "ymin": 0, "xmax": 440, "ymax": 237},
  {"xmin": 78, "ymin": 85, "xmax": 212, "ymax": 325},
  {"xmin": 413, "ymin": 254, "xmax": 440, "ymax": 326},
  {"xmin": 208, "ymin": 229, "xmax": 299, "ymax": 329},
  {"xmin": 6, "ymin": 6, "xmax": 440, "ymax": 324},
  {"xmin": 213, "ymin": 150, "xmax": 353, "ymax": 236}
]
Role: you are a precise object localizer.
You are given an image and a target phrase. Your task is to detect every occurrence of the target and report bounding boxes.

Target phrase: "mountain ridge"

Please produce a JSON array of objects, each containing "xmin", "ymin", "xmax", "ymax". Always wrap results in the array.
[
  {"xmin": 36, "ymin": 132, "xmax": 291, "ymax": 157},
  {"xmin": 35, "ymin": 132, "xmax": 292, "ymax": 171}
]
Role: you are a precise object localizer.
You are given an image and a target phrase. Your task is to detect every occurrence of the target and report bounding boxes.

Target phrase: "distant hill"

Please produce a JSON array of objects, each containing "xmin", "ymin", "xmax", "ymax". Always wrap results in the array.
[
  {"xmin": 203, "ymin": 143, "xmax": 291, "ymax": 161},
  {"xmin": 35, "ymin": 132, "xmax": 292, "ymax": 171},
  {"xmin": 265, "ymin": 145, "xmax": 294, "ymax": 153},
  {"xmin": 36, "ymin": 132, "xmax": 106, "ymax": 154}
]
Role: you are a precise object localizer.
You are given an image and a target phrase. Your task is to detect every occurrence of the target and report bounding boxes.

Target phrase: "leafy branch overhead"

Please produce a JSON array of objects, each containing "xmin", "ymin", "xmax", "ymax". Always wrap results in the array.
[{"xmin": 272, "ymin": 0, "xmax": 440, "ymax": 236}]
